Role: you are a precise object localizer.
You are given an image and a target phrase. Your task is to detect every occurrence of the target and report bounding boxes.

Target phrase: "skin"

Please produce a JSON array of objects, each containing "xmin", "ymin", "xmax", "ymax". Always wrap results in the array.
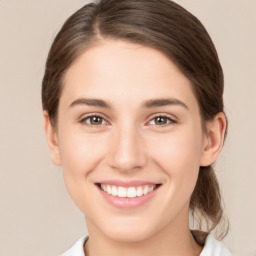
[{"xmin": 44, "ymin": 39, "xmax": 226, "ymax": 256}]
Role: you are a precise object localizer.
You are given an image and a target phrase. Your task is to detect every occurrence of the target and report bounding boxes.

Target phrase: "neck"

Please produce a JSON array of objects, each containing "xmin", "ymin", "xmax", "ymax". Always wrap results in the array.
[{"xmin": 84, "ymin": 209, "xmax": 203, "ymax": 256}]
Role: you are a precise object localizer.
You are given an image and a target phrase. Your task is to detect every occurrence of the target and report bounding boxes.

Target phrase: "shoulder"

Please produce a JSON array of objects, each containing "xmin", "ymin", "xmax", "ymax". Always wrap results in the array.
[
  {"xmin": 60, "ymin": 236, "xmax": 88, "ymax": 256},
  {"xmin": 200, "ymin": 234, "xmax": 234, "ymax": 256}
]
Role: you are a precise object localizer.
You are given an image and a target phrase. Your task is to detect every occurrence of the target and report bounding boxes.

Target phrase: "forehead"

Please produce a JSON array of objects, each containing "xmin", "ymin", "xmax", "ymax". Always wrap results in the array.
[{"xmin": 61, "ymin": 39, "xmax": 199, "ymax": 112}]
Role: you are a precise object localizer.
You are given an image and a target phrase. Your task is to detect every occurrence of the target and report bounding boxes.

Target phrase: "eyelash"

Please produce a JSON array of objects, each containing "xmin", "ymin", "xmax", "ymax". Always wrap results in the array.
[
  {"xmin": 79, "ymin": 114, "xmax": 177, "ymax": 128},
  {"xmin": 147, "ymin": 115, "xmax": 177, "ymax": 127},
  {"xmin": 79, "ymin": 114, "xmax": 108, "ymax": 127}
]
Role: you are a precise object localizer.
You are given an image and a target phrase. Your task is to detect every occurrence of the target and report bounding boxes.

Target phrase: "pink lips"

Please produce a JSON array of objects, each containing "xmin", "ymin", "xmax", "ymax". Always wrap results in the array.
[{"xmin": 96, "ymin": 180, "xmax": 160, "ymax": 209}]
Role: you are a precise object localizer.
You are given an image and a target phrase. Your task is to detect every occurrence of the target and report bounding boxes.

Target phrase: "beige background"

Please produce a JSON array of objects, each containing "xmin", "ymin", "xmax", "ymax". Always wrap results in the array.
[{"xmin": 0, "ymin": 0, "xmax": 255, "ymax": 255}]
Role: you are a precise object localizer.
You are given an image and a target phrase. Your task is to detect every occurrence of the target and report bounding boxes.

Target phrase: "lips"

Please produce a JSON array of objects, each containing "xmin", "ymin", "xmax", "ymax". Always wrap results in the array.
[{"xmin": 96, "ymin": 181, "xmax": 161, "ymax": 209}]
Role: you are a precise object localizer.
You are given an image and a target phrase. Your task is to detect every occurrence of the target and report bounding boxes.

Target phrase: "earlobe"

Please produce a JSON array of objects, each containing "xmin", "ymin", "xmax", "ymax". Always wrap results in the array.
[
  {"xmin": 200, "ymin": 112, "xmax": 227, "ymax": 167},
  {"xmin": 43, "ymin": 111, "xmax": 62, "ymax": 166}
]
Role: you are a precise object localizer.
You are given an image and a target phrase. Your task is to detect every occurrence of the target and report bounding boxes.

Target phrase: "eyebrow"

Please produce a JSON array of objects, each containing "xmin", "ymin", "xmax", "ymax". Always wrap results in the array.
[
  {"xmin": 143, "ymin": 98, "xmax": 188, "ymax": 110},
  {"xmin": 69, "ymin": 97, "xmax": 189, "ymax": 110},
  {"xmin": 69, "ymin": 98, "xmax": 111, "ymax": 109}
]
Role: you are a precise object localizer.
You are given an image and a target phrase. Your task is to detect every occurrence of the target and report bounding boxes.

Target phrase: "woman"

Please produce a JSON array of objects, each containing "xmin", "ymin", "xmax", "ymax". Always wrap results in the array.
[{"xmin": 42, "ymin": 0, "xmax": 233, "ymax": 255}]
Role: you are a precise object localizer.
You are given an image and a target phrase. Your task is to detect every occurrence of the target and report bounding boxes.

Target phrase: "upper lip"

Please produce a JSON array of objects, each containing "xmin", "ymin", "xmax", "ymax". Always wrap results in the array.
[{"xmin": 95, "ymin": 180, "xmax": 161, "ymax": 188}]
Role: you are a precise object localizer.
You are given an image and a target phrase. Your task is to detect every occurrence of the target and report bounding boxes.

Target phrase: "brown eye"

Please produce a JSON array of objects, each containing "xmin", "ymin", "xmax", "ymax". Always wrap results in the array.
[
  {"xmin": 148, "ymin": 115, "xmax": 176, "ymax": 126},
  {"xmin": 81, "ymin": 115, "xmax": 107, "ymax": 126},
  {"xmin": 154, "ymin": 116, "xmax": 169, "ymax": 125}
]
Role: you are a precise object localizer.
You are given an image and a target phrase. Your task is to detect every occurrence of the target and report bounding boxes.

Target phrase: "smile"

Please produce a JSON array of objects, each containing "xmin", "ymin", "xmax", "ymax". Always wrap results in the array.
[
  {"xmin": 96, "ymin": 181, "xmax": 161, "ymax": 209},
  {"xmin": 100, "ymin": 184, "xmax": 157, "ymax": 198}
]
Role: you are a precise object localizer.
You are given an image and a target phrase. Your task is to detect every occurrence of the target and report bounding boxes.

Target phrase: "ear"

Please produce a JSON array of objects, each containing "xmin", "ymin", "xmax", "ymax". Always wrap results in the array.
[
  {"xmin": 43, "ymin": 111, "xmax": 61, "ymax": 166},
  {"xmin": 200, "ymin": 112, "xmax": 227, "ymax": 167}
]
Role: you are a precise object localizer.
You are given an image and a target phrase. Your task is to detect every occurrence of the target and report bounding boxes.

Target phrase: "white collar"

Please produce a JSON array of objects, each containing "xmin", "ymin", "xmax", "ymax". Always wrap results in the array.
[
  {"xmin": 60, "ymin": 234, "xmax": 233, "ymax": 256},
  {"xmin": 200, "ymin": 234, "xmax": 233, "ymax": 256}
]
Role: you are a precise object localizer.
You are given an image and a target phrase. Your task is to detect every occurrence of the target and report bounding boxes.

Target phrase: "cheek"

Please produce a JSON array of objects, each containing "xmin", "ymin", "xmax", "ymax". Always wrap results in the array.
[
  {"xmin": 150, "ymin": 129, "xmax": 202, "ymax": 171},
  {"xmin": 57, "ymin": 127, "xmax": 110, "ymax": 210},
  {"xmin": 57, "ymin": 125, "xmax": 110, "ymax": 183},
  {"xmin": 148, "ymin": 128, "xmax": 203, "ymax": 198}
]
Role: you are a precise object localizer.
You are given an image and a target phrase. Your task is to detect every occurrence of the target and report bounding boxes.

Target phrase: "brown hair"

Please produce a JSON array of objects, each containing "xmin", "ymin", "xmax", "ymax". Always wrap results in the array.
[{"xmin": 42, "ymin": 0, "xmax": 228, "ymax": 241}]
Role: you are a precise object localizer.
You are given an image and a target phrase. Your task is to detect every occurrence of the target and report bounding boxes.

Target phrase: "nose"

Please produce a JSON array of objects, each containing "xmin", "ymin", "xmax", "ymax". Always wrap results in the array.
[{"xmin": 106, "ymin": 124, "xmax": 147, "ymax": 172}]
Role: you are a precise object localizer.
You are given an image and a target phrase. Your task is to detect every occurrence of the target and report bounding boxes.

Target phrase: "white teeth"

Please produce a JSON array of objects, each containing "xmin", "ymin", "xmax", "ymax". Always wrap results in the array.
[
  {"xmin": 127, "ymin": 187, "xmax": 137, "ymax": 198},
  {"xmin": 136, "ymin": 186, "xmax": 143, "ymax": 197},
  {"xmin": 112, "ymin": 186, "xmax": 118, "ymax": 196},
  {"xmin": 107, "ymin": 185, "xmax": 112, "ymax": 194},
  {"xmin": 143, "ymin": 186, "xmax": 149, "ymax": 195},
  {"xmin": 118, "ymin": 187, "xmax": 127, "ymax": 197},
  {"xmin": 100, "ymin": 184, "xmax": 157, "ymax": 198},
  {"xmin": 149, "ymin": 185, "xmax": 156, "ymax": 192}
]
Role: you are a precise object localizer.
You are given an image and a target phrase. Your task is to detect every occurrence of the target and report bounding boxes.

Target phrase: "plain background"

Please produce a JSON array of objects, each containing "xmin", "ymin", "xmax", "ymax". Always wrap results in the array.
[{"xmin": 0, "ymin": 0, "xmax": 255, "ymax": 255}]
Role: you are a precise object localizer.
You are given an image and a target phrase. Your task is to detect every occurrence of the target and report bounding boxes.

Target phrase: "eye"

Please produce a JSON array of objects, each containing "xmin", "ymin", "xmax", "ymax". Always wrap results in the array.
[
  {"xmin": 148, "ymin": 115, "xmax": 176, "ymax": 126},
  {"xmin": 80, "ymin": 115, "xmax": 107, "ymax": 126}
]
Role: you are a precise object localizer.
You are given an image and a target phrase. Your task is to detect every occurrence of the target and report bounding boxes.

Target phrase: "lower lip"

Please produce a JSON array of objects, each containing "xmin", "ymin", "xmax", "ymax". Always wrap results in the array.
[{"xmin": 97, "ymin": 185, "xmax": 159, "ymax": 209}]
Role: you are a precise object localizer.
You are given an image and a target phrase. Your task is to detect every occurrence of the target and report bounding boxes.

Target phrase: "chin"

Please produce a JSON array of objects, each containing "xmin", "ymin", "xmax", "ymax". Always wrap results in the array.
[
  {"xmin": 106, "ymin": 228, "xmax": 153, "ymax": 243},
  {"xmin": 98, "ymin": 216, "xmax": 158, "ymax": 243}
]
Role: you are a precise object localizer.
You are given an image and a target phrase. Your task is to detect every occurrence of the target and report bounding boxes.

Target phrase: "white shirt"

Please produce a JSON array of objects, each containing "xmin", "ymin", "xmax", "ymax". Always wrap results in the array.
[{"xmin": 61, "ymin": 234, "xmax": 234, "ymax": 256}]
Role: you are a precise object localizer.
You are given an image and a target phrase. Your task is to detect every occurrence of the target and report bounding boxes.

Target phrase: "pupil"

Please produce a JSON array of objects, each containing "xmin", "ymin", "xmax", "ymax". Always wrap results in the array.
[
  {"xmin": 91, "ymin": 116, "xmax": 102, "ymax": 125},
  {"xmin": 156, "ymin": 117, "xmax": 166, "ymax": 125}
]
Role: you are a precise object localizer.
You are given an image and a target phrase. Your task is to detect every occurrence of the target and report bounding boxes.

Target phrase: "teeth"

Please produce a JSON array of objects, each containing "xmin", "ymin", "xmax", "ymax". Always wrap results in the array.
[
  {"xmin": 112, "ymin": 186, "xmax": 118, "ymax": 196},
  {"xmin": 143, "ymin": 186, "xmax": 149, "ymax": 195},
  {"xmin": 148, "ymin": 186, "xmax": 155, "ymax": 192},
  {"xmin": 136, "ymin": 186, "xmax": 143, "ymax": 197},
  {"xmin": 118, "ymin": 187, "xmax": 127, "ymax": 197},
  {"xmin": 101, "ymin": 184, "xmax": 106, "ymax": 191},
  {"xmin": 127, "ymin": 187, "xmax": 136, "ymax": 198},
  {"xmin": 107, "ymin": 185, "xmax": 112, "ymax": 194},
  {"xmin": 100, "ymin": 184, "xmax": 157, "ymax": 198}
]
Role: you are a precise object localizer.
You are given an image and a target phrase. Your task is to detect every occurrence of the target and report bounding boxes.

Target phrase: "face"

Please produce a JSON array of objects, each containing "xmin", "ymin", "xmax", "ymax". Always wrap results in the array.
[{"xmin": 46, "ymin": 40, "xmax": 213, "ymax": 242}]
